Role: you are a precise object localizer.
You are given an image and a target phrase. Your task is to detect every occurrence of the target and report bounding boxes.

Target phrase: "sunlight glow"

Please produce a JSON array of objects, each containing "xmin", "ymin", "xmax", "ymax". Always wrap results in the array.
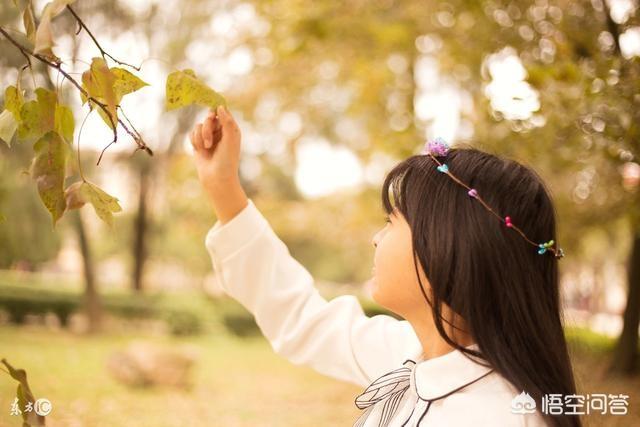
[
  {"xmin": 483, "ymin": 47, "xmax": 540, "ymax": 120},
  {"xmin": 294, "ymin": 138, "xmax": 363, "ymax": 198}
]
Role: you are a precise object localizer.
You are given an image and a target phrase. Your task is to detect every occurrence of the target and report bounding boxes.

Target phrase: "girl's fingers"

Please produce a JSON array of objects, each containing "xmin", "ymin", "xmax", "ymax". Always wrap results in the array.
[
  {"xmin": 189, "ymin": 128, "xmax": 198, "ymax": 151},
  {"xmin": 217, "ymin": 105, "xmax": 240, "ymax": 141},
  {"xmin": 192, "ymin": 124, "xmax": 204, "ymax": 151},
  {"xmin": 217, "ymin": 105, "xmax": 234, "ymax": 129},
  {"xmin": 202, "ymin": 115, "xmax": 215, "ymax": 149}
]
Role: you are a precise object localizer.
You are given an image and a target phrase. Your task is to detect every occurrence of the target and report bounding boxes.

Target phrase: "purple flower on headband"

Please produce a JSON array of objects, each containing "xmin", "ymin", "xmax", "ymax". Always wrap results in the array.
[{"xmin": 421, "ymin": 137, "xmax": 450, "ymax": 157}]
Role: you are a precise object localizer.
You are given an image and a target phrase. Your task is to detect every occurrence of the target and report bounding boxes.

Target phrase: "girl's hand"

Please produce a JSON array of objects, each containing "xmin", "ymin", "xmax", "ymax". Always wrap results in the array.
[{"xmin": 190, "ymin": 105, "xmax": 248, "ymax": 224}]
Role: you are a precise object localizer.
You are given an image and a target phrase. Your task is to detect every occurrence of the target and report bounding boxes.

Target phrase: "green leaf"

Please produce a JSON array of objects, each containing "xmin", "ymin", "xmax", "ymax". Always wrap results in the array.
[
  {"xmin": 64, "ymin": 181, "xmax": 122, "ymax": 227},
  {"xmin": 54, "ymin": 104, "xmax": 74, "ymax": 144},
  {"xmin": 0, "ymin": 85, "xmax": 24, "ymax": 146},
  {"xmin": 112, "ymin": 68, "xmax": 149, "ymax": 101},
  {"xmin": 165, "ymin": 69, "xmax": 227, "ymax": 112},
  {"xmin": 81, "ymin": 57, "xmax": 118, "ymax": 129},
  {"xmin": 1, "ymin": 359, "xmax": 46, "ymax": 427},
  {"xmin": 30, "ymin": 131, "xmax": 69, "ymax": 226},
  {"xmin": 5, "ymin": 85, "xmax": 24, "ymax": 120},
  {"xmin": 17, "ymin": 88, "xmax": 57, "ymax": 142},
  {"xmin": 0, "ymin": 110, "xmax": 18, "ymax": 147}
]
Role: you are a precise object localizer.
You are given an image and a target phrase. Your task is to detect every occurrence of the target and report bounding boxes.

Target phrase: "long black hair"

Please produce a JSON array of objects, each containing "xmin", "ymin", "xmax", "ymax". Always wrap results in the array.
[{"xmin": 381, "ymin": 146, "xmax": 581, "ymax": 427}]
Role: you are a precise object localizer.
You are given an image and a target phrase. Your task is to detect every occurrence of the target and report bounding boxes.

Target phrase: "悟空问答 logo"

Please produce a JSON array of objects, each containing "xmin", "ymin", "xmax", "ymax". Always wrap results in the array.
[{"xmin": 511, "ymin": 391, "xmax": 537, "ymax": 414}]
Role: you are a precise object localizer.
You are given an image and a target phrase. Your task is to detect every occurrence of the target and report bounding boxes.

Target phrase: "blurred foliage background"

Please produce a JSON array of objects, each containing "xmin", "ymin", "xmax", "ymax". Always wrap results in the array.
[{"xmin": 1, "ymin": 0, "xmax": 639, "ymax": 425}]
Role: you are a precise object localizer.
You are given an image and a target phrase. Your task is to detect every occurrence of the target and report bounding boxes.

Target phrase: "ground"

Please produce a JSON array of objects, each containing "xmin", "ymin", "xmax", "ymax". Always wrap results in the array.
[{"xmin": 0, "ymin": 326, "xmax": 637, "ymax": 426}]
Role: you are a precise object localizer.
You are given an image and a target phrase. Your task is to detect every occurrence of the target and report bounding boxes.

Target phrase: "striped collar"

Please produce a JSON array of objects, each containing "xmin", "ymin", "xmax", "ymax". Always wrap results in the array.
[{"xmin": 409, "ymin": 343, "xmax": 494, "ymax": 401}]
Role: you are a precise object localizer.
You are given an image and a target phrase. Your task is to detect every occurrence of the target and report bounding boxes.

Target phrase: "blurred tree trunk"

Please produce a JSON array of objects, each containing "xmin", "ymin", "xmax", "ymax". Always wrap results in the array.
[
  {"xmin": 603, "ymin": 0, "xmax": 640, "ymax": 374},
  {"xmin": 73, "ymin": 210, "xmax": 102, "ymax": 333},
  {"xmin": 611, "ymin": 230, "xmax": 640, "ymax": 374},
  {"xmin": 67, "ymin": 9, "xmax": 100, "ymax": 331},
  {"xmin": 132, "ymin": 166, "xmax": 149, "ymax": 293}
]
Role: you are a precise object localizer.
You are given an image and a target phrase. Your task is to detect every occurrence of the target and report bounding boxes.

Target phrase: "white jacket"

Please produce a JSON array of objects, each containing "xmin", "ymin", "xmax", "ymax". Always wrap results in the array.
[{"xmin": 204, "ymin": 198, "xmax": 549, "ymax": 426}]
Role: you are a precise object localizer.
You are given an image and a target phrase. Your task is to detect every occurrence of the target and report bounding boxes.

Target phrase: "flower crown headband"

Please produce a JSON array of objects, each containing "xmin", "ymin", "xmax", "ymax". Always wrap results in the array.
[{"xmin": 420, "ymin": 137, "xmax": 565, "ymax": 260}]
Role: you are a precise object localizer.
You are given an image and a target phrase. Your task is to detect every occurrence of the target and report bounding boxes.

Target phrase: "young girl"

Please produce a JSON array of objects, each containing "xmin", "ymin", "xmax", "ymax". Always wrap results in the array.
[{"xmin": 190, "ymin": 105, "xmax": 581, "ymax": 427}]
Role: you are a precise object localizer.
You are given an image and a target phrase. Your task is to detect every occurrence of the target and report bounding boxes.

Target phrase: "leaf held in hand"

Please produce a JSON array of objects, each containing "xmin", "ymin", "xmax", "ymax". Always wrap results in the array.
[{"xmin": 165, "ymin": 69, "xmax": 227, "ymax": 112}]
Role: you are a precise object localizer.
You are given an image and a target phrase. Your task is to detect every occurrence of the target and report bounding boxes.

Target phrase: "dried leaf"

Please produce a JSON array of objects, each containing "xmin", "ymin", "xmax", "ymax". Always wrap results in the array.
[
  {"xmin": 64, "ymin": 181, "xmax": 122, "ymax": 227},
  {"xmin": 34, "ymin": 0, "xmax": 76, "ymax": 60},
  {"xmin": 23, "ymin": 4, "xmax": 36, "ymax": 44}
]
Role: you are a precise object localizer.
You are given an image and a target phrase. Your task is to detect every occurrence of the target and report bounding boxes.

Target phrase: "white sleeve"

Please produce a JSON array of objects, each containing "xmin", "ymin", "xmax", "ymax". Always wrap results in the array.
[{"xmin": 204, "ymin": 198, "xmax": 422, "ymax": 388}]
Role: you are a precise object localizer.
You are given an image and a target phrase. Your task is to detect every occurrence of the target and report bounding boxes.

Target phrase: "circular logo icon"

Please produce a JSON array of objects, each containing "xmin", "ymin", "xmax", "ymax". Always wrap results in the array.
[{"xmin": 34, "ymin": 398, "xmax": 52, "ymax": 416}]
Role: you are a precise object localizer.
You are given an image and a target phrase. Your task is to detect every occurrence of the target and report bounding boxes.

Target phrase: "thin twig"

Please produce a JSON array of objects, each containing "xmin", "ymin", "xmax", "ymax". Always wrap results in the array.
[
  {"xmin": 77, "ymin": 109, "xmax": 91, "ymax": 181},
  {"xmin": 118, "ymin": 106, "xmax": 142, "ymax": 140},
  {"xmin": 66, "ymin": 5, "xmax": 142, "ymax": 71}
]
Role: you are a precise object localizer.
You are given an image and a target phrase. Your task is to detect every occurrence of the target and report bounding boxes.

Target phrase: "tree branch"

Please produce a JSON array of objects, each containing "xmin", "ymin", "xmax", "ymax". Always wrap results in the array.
[
  {"xmin": 0, "ymin": 26, "xmax": 153, "ymax": 164},
  {"xmin": 66, "ymin": 6, "xmax": 142, "ymax": 71}
]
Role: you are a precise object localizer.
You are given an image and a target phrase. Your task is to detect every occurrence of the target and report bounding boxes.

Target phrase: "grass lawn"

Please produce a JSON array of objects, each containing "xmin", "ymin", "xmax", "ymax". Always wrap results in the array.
[
  {"xmin": 0, "ymin": 325, "xmax": 638, "ymax": 426},
  {"xmin": 0, "ymin": 325, "xmax": 362, "ymax": 427}
]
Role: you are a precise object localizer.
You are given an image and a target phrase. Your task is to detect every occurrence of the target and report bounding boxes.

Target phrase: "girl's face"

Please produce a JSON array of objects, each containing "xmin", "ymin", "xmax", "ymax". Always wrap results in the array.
[{"xmin": 370, "ymin": 208, "xmax": 429, "ymax": 316}]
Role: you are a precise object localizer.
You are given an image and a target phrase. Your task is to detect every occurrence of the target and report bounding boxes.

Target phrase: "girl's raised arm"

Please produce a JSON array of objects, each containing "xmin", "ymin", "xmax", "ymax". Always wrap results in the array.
[
  {"xmin": 204, "ymin": 198, "xmax": 422, "ymax": 387},
  {"xmin": 190, "ymin": 106, "xmax": 420, "ymax": 387}
]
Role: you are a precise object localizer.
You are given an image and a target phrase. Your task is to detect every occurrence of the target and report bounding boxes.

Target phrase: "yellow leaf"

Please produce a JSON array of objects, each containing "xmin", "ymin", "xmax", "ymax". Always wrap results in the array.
[
  {"xmin": 5, "ymin": 85, "xmax": 24, "ymax": 120},
  {"xmin": 112, "ymin": 68, "xmax": 149, "ymax": 102},
  {"xmin": 165, "ymin": 69, "xmax": 227, "ymax": 111},
  {"xmin": 30, "ymin": 131, "xmax": 69, "ymax": 226},
  {"xmin": 0, "ymin": 110, "xmax": 18, "ymax": 147},
  {"xmin": 64, "ymin": 181, "xmax": 122, "ymax": 226},
  {"xmin": 54, "ymin": 104, "xmax": 74, "ymax": 144},
  {"xmin": 17, "ymin": 88, "xmax": 57, "ymax": 141},
  {"xmin": 81, "ymin": 57, "xmax": 118, "ymax": 129},
  {"xmin": 0, "ymin": 85, "xmax": 23, "ymax": 146}
]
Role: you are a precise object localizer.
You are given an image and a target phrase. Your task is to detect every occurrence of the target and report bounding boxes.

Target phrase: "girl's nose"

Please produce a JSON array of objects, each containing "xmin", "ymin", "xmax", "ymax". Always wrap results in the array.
[{"xmin": 371, "ymin": 230, "xmax": 380, "ymax": 248}]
